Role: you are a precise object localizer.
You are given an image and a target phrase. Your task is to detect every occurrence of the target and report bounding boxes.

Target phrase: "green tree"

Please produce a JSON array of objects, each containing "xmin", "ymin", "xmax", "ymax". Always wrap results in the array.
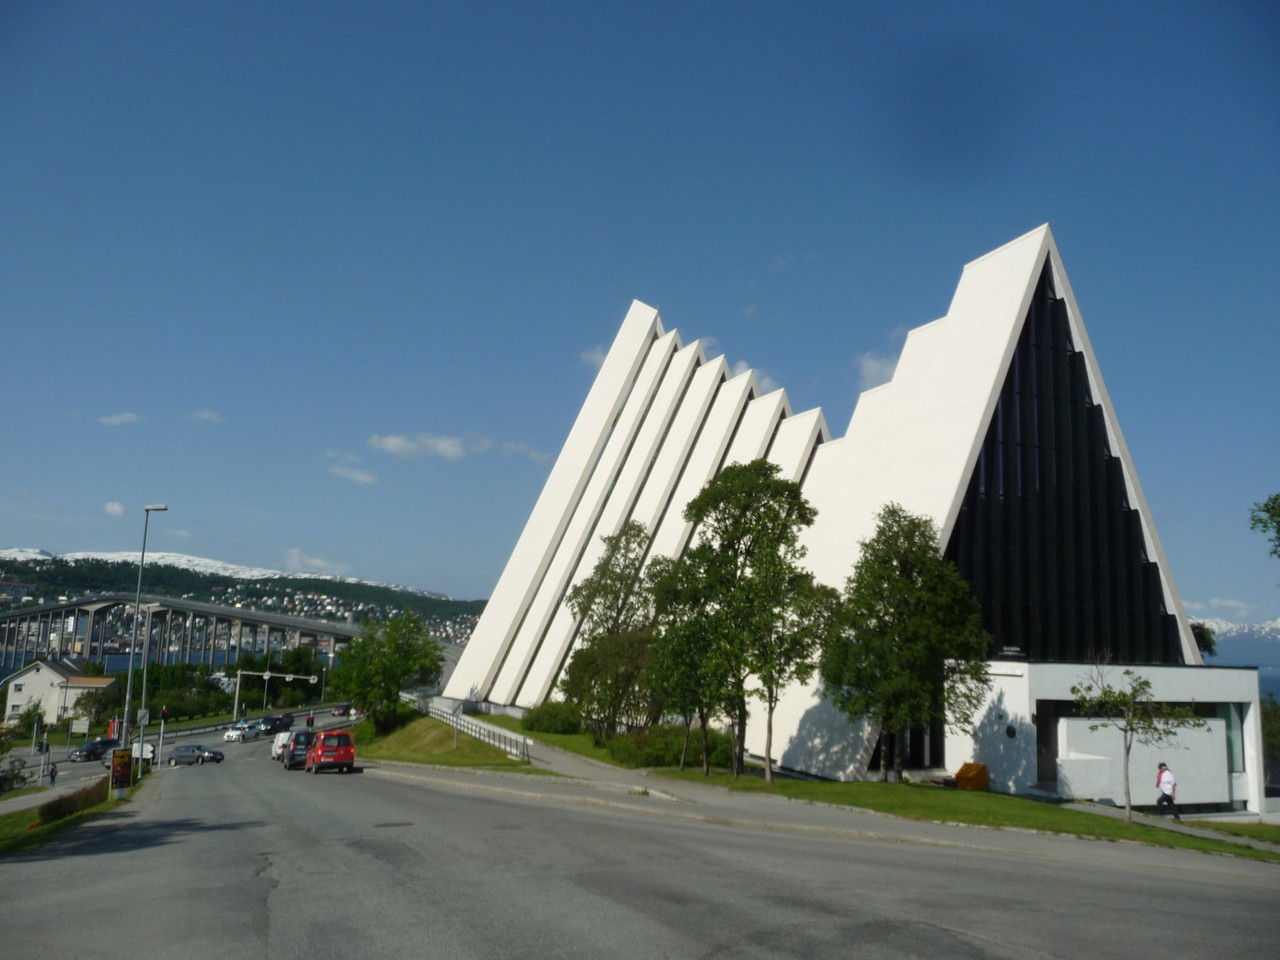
[
  {"xmin": 1071, "ymin": 663, "xmax": 1206, "ymax": 824},
  {"xmin": 747, "ymin": 573, "xmax": 843, "ymax": 784},
  {"xmin": 1262, "ymin": 693, "xmax": 1280, "ymax": 788},
  {"xmin": 1190, "ymin": 622, "xmax": 1217, "ymax": 658},
  {"xmin": 648, "ymin": 554, "xmax": 730, "ymax": 774},
  {"xmin": 329, "ymin": 609, "xmax": 443, "ymax": 734},
  {"xmin": 670, "ymin": 459, "xmax": 821, "ymax": 777},
  {"xmin": 0, "ymin": 724, "xmax": 30, "ymax": 795},
  {"xmin": 74, "ymin": 685, "xmax": 122, "ymax": 727},
  {"xmin": 559, "ymin": 628, "xmax": 658, "ymax": 745},
  {"xmin": 821, "ymin": 502, "xmax": 991, "ymax": 783},
  {"xmin": 1250, "ymin": 492, "xmax": 1280, "ymax": 560},
  {"xmin": 560, "ymin": 521, "xmax": 661, "ymax": 743}
]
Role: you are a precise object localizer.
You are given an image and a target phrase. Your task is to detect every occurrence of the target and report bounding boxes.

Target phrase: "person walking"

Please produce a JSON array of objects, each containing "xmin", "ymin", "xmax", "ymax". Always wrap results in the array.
[
  {"xmin": 1156, "ymin": 762, "xmax": 1180, "ymax": 820},
  {"xmin": 49, "ymin": 762, "xmax": 58, "ymax": 787}
]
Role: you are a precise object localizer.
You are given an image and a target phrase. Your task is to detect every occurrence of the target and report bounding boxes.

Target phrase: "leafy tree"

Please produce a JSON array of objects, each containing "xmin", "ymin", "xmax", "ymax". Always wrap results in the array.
[
  {"xmin": 559, "ymin": 628, "xmax": 658, "ymax": 745},
  {"xmin": 1259, "ymin": 693, "xmax": 1279, "ymax": 790},
  {"xmin": 1190, "ymin": 622, "xmax": 1217, "ymax": 658},
  {"xmin": 669, "ymin": 459, "xmax": 820, "ymax": 778},
  {"xmin": 560, "ymin": 520, "xmax": 662, "ymax": 743},
  {"xmin": 821, "ymin": 502, "xmax": 991, "ymax": 783},
  {"xmin": 0, "ymin": 724, "xmax": 31, "ymax": 796},
  {"xmin": 330, "ymin": 609, "xmax": 443, "ymax": 734},
  {"xmin": 566, "ymin": 520, "xmax": 655, "ymax": 641},
  {"xmin": 1250, "ymin": 492, "xmax": 1280, "ymax": 560},
  {"xmin": 15, "ymin": 701, "xmax": 43, "ymax": 738},
  {"xmin": 1071, "ymin": 663, "xmax": 1206, "ymax": 824},
  {"xmin": 747, "ymin": 574, "xmax": 843, "ymax": 784},
  {"xmin": 648, "ymin": 554, "xmax": 730, "ymax": 773},
  {"xmin": 74, "ymin": 685, "xmax": 122, "ymax": 727}
]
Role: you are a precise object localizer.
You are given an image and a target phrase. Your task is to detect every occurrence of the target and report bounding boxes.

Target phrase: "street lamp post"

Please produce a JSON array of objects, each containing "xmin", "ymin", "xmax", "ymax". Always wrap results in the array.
[{"xmin": 121, "ymin": 504, "xmax": 166, "ymax": 755}]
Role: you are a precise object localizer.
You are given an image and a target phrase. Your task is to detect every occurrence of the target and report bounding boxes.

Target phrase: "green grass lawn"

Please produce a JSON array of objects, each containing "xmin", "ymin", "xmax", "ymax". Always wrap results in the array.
[
  {"xmin": 479, "ymin": 713, "xmax": 617, "ymax": 765},
  {"xmin": 1189, "ymin": 820, "xmax": 1280, "ymax": 846}
]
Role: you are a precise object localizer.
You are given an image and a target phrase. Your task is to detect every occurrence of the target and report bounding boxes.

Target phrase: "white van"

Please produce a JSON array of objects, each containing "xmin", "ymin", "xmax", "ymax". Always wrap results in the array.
[{"xmin": 271, "ymin": 731, "xmax": 291, "ymax": 761}]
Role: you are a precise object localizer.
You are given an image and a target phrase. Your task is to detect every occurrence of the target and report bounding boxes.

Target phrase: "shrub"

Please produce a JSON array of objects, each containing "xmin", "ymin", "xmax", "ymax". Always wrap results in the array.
[
  {"xmin": 522, "ymin": 701, "xmax": 582, "ymax": 735},
  {"xmin": 37, "ymin": 777, "xmax": 109, "ymax": 823},
  {"xmin": 605, "ymin": 724, "xmax": 734, "ymax": 768}
]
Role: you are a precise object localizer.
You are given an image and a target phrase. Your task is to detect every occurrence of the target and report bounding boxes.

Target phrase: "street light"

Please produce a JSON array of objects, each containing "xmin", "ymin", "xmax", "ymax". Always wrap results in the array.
[{"xmin": 121, "ymin": 504, "xmax": 167, "ymax": 754}]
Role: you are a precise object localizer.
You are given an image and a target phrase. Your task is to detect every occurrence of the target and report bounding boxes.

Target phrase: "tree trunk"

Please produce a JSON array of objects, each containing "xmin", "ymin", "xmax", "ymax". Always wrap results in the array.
[
  {"xmin": 879, "ymin": 729, "xmax": 889, "ymax": 782},
  {"xmin": 764, "ymin": 700, "xmax": 775, "ymax": 786},
  {"xmin": 679, "ymin": 716, "xmax": 691, "ymax": 772},
  {"xmin": 894, "ymin": 725, "xmax": 906, "ymax": 784},
  {"xmin": 699, "ymin": 708, "xmax": 711, "ymax": 775},
  {"xmin": 733, "ymin": 696, "xmax": 748, "ymax": 779},
  {"xmin": 1122, "ymin": 730, "xmax": 1133, "ymax": 824}
]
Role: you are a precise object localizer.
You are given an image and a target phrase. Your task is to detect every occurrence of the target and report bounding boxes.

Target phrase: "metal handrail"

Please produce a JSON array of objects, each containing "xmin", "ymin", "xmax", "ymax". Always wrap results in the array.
[{"xmin": 425, "ymin": 703, "xmax": 530, "ymax": 761}]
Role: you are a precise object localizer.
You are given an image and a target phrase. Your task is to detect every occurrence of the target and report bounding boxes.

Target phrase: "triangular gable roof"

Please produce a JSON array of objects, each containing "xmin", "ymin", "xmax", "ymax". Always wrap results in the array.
[{"xmin": 799, "ymin": 224, "xmax": 1196, "ymax": 663}]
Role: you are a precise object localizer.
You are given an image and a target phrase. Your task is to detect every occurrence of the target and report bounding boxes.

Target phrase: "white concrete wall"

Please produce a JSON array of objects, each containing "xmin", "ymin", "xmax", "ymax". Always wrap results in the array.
[
  {"xmin": 944, "ymin": 661, "xmax": 1264, "ymax": 809},
  {"xmin": 1057, "ymin": 717, "xmax": 1227, "ymax": 807}
]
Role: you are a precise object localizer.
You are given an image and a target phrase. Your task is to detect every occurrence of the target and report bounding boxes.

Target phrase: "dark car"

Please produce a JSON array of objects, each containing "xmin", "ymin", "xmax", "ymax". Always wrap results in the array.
[
  {"xmin": 168, "ymin": 744, "xmax": 225, "ymax": 766},
  {"xmin": 68, "ymin": 738, "xmax": 120, "ymax": 762},
  {"xmin": 330, "ymin": 703, "xmax": 351, "ymax": 717},
  {"xmin": 281, "ymin": 730, "xmax": 314, "ymax": 771},
  {"xmin": 256, "ymin": 716, "xmax": 287, "ymax": 735}
]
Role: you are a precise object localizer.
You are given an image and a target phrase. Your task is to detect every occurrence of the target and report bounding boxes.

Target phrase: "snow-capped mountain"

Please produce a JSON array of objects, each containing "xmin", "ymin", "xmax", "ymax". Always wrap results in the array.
[
  {"xmin": 0, "ymin": 548, "xmax": 449, "ymax": 599},
  {"xmin": 1193, "ymin": 617, "xmax": 1280, "ymax": 699}
]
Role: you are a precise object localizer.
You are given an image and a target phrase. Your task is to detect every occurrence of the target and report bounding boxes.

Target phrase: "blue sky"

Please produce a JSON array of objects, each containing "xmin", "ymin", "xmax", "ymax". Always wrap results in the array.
[{"xmin": 2, "ymin": 2, "xmax": 1277, "ymax": 620}]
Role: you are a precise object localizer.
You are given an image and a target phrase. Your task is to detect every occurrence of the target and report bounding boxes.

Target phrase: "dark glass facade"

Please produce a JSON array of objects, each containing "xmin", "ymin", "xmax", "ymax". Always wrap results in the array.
[{"xmin": 943, "ymin": 264, "xmax": 1184, "ymax": 665}]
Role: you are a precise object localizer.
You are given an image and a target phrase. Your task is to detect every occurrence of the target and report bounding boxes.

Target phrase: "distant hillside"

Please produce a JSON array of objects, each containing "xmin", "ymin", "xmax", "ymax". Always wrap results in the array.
[
  {"xmin": 1196, "ymin": 617, "xmax": 1280, "ymax": 700},
  {"xmin": 0, "ymin": 552, "xmax": 485, "ymax": 625}
]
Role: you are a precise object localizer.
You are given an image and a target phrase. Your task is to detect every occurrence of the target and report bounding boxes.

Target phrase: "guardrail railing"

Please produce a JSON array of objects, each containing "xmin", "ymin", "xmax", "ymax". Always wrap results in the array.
[{"xmin": 425, "ymin": 702, "xmax": 530, "ymax": 761}]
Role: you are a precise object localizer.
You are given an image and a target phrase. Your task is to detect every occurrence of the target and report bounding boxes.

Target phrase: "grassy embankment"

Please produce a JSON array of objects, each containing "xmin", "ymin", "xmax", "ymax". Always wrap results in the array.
[
  {"xmin": 351, "ymin": 712, "xmax": 537, "ymax": 771},
  {"xmin": 0, "ymin": 776, "xmax": 141, "ymax": 857},
  {"xmin": 479, "ymin": 714, "xmax": 1280, "ymax": 863}
]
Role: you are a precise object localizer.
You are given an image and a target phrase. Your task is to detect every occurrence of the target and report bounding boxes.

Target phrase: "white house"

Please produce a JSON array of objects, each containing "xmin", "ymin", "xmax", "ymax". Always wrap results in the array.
[
  {"xmin": 442, "ymin": 225, "xmax": 1266, "ymax": 812},
  {"xmin": 3, "ymin": 659, "xmax": 117, "ymax": 727}
]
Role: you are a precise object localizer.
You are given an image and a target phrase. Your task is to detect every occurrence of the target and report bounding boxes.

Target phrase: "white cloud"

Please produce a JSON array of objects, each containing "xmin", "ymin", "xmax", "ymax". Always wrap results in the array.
[
  {"xmin": 283, "ymin": 548, "xmax": 350, "ymax": 577},
  {"xmin": 855, "ymin": 351, "xmax": 899, "ymax": 391},
  {"xmin": 369, "ymin": 432, "xmax": 471, "ymax": 461},
  {"xmin": 1209, "ymin": 597, "xmax": 1252, "ymax": 618},
  {"xmin": 329, "ymin": 462, "xmax": 377, "ymax": 484},
  {"xmin": 103, "ymin": 501, "xmax": 125, "ymax": 517},
  {"xmin": 501, "ymin": 441, "xmax": 550, "ymax": 463},
  {"xmin": 730, "ymin": 360, "xmax": 779, "ymax": 394},
  {"xmin": 100, "ymin": 412, "xmax": 139, "ymax": 427},
  {"xmin": 170, "ymin": 528, "xmax": 191, "ymax": 539},
  {"xmin": 192, "ymin": 409, "xmax": 224, "ymax": 422},
  {"xmin": 580, "ymin": 345, "xmax": 607, "ymax": 369}
]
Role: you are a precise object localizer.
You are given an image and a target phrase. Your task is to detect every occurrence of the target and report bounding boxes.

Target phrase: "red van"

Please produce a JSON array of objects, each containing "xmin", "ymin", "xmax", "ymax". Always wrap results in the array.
[{"xmin": 305, "ymin": 729, "xmax": 355, "ymax": 774}]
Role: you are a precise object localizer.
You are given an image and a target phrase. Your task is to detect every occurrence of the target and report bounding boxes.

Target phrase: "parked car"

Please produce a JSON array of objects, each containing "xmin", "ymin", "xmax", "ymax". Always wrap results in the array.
[
  {"xmin": 271, "ymin": 731, "xmax": 292, "ymax": 760},
  {"xmin": 168, "ymin": 744, "xmax": 224, "ymax": 766},
  {"xmin": 305, "ymin": 729, "xmax": 355, "ymax": 774},
  {"xmin": 281, "ymin": 729, "xmax": 315, "ymax": 771},
  {"xmin": 68, "ymin": 738, "xmax": 120, "ymax": 762},
  {"xmin": 224, "ymin": 723, "xmax": 261, "ymax": 743}
]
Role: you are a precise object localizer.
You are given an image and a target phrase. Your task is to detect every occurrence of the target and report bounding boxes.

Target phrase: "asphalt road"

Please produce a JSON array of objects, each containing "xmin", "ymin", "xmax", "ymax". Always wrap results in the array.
[{"xmin": 2, "ymin": 742, "xmax": 1277, "ymax": 960}]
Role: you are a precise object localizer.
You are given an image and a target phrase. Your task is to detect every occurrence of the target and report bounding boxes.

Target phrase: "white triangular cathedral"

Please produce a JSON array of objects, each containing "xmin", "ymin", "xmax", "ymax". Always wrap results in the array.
[{"xmin": 445, "ymin": 225, "xmax": 1265, "ymax": 811}]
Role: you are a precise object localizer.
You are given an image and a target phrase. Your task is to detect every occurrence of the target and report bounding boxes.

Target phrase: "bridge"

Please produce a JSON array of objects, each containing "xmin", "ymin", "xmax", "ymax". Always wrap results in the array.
[{"xmin": 0, "ymin": 593, "xmax": 362, "ymax": 678}]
